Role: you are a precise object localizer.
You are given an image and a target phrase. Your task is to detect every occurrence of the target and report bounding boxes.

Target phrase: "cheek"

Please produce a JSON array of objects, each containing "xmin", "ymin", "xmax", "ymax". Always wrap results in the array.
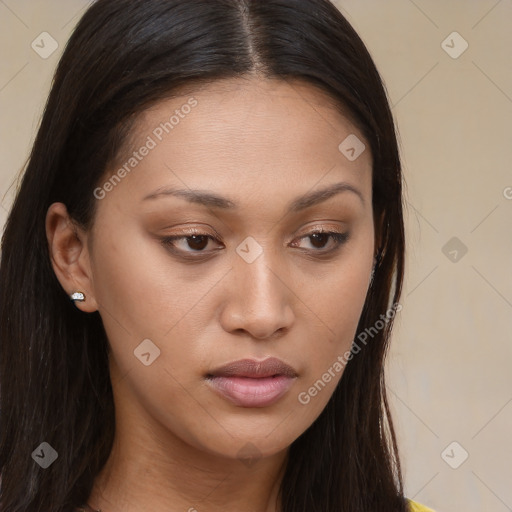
[
  {"xmin": 90, "ymin": 232, "xmax": 207, "ymax": 407},
  {"xmin": 89, "ymin": 226, "xmax": 221, "ymax": 369},
  {"xmin": 88, "ymin": 227, "xmax": 183, "ymax": 362},
  {"xmin": 306, "ymin": 270, "xmax": 368, "ymax": 360},
  {"xmin": 309, "ymin": 232, "xmax": 373, "ymax": 325},
  {"xmin": 299, "ymin": 243, "xmax": 372, "ymax": 383}
]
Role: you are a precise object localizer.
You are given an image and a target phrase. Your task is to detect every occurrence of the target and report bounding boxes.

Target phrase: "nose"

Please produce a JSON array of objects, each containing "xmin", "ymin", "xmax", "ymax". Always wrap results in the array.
[{"xmin": 219, "ymin": 249, "xmax": 295, "ymax": 340}]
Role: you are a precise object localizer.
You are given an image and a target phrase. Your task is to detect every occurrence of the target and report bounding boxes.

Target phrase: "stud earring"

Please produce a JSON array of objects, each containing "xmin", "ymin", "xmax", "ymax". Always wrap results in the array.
[{"xmin": 70, "ymin": 291, "xmax": 86, "ymax": 302}]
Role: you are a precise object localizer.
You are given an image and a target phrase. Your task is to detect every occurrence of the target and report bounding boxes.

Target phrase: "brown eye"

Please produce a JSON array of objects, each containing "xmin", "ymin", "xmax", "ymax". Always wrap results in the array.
[
  {"xmin": 292, "ymin": 230, "xmax": 349, "ymax": 252},
  {"xmin": 182, "ymin": 235, "xmax": 210, "ymax": 251},
  {"xmin": 161, "ymin": 234, "xmax": 220, "ymax": 254},
  {"xmin": 309, "ymin": 232, "xmax": 331, "ymax": 249}
]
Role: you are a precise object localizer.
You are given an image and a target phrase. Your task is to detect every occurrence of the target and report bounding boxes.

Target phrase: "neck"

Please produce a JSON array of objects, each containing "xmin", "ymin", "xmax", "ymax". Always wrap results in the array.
[{"xmin": 88, "ymin": 440, "xmax": 287, "ymax": 512}]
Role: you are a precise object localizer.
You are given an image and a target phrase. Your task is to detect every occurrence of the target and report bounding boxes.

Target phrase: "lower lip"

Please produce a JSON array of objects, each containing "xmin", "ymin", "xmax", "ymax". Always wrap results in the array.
[{"xmin": 206, "ymin": 375, "xmax": 295, "ymax": 407}]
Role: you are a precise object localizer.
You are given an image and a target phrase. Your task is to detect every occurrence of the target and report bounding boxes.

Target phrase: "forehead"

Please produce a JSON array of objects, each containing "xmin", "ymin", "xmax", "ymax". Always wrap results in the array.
[
  {"xmin": 134, "ymin": 76, "xmax": 367, "ymax": 152},
  {"xmin": 101, "ymin": 77, "xmax": 372, "ymax": 213}
]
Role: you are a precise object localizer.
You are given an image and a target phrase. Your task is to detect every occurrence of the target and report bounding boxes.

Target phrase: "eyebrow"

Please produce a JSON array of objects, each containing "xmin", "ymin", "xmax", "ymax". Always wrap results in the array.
[{"xmin": 142, "ymin": 181, "xmax": 365, "ymax": 212}]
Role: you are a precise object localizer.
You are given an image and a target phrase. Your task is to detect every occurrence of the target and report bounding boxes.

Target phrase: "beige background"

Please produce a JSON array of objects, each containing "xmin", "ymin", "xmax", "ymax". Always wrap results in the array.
[{"xmin": 1, "ymin": 1, "xmax": 511, "ymax": 511}]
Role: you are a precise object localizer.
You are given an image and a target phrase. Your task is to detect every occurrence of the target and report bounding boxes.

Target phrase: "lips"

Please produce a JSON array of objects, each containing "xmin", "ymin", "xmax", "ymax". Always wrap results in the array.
[{"xmin": 205, "ymin": 357, "xmax": 297, "ymax": 408}]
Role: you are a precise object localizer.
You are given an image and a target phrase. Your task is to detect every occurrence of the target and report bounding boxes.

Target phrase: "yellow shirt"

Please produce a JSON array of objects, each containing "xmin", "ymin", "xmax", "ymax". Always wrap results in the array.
[{"xmin": 409, "ymin": 499, "xmax": 436, "ymax": 512}]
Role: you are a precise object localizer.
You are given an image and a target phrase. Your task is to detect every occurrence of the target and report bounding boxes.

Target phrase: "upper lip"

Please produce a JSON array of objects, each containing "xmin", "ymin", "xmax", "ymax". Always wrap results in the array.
[{"xmin": 207, "ymin": 357, "xmax": 297, "ymax": 378}]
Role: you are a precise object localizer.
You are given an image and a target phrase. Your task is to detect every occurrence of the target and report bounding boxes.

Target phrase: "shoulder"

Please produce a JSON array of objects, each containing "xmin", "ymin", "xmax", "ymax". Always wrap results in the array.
[{"xmin": 408, "ymin": 499, "xmax": 437, "ymax": 512}]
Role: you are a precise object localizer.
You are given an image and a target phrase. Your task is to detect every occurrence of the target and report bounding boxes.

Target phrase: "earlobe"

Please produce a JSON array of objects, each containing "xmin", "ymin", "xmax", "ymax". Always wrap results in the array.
[{"xmin": 45, "ymin": 202, "xmax": 98, "ymax": 312}]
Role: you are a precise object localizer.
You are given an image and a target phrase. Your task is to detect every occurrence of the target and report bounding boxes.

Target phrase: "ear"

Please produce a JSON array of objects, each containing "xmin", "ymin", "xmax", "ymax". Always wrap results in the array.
[{"xmin": 45, "ymin": 202, "xmax": 99, "ymax": 313}]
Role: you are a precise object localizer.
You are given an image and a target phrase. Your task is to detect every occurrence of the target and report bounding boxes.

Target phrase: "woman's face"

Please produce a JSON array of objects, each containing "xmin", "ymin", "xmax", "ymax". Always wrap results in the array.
[{"xmin": 73, "ymin": 77, "xmax": 374, "ymax": 461}]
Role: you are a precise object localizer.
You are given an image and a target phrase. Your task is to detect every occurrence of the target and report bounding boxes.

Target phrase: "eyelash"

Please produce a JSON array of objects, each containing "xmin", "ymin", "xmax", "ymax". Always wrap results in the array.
[{"xmin": 160, "ymin": 228, "xmax": 349, "ymax": 260}]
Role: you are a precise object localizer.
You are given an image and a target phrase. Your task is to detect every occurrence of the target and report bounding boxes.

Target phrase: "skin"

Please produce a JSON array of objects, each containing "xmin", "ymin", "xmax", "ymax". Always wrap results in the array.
[{"xmin": 46, "ymin": 77, "xmax": 375, "ymax": 512}]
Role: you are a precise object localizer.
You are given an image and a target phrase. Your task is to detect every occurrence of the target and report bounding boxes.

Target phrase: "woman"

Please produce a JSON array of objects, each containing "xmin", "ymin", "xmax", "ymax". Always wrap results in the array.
[{"xmin": 0, "ymin": 1, "xmax": 435, "ymax": 511}]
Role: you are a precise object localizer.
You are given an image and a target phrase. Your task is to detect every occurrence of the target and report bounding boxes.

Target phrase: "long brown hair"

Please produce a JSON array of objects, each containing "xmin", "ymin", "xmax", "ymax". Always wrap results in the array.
[{"xmin": 0, "ymin": 1, "xmax": 406, "ymax": 510}]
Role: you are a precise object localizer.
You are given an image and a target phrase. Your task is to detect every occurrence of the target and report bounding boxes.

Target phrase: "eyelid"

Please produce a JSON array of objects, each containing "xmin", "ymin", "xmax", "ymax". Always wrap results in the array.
[
  {"xmin": 296, "ymin": 223, "xmax": 346, "ymax": 236},
  {"xmin": 162, "ymin": 222, "xmax": 346, "ymax": 241},
  {"xmin": 175, "ymin": 225, "xmax": 221, "ymax": 239}
]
